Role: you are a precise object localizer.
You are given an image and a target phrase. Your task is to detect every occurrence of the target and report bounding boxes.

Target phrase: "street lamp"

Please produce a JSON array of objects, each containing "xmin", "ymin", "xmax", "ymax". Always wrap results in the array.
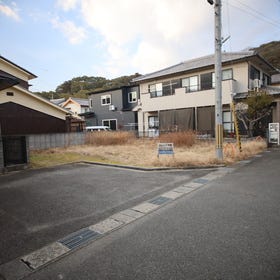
[{"xmin": 208, "ymin": 0, "xmax": 223, "ymax": 160}]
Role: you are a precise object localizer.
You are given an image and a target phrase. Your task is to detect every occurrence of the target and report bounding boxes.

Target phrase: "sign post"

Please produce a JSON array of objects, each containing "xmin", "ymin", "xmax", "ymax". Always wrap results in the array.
[{"xmin": 157, "ymin": 143, "xmax": 174, "ymax": 158}]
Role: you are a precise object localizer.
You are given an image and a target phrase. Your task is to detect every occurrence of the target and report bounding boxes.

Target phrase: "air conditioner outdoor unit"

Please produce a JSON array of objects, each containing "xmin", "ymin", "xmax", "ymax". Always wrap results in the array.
[
  {"xmin": 109, "ymin": 105, "xmax": 115, "ymax": 111},
  {"xmin": 253, "ymin": 79, "xmax": 262, "ymax": 89}
]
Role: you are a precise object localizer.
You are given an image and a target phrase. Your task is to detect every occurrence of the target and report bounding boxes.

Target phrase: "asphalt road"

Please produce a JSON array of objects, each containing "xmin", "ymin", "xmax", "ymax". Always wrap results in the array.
[
  {"xmin": 0, "ymin": 163, "xmax": 208, "ymax": 265},
  {"xmin": 16, "ymin": 148, "xmax": 280, "ymax": 280}
]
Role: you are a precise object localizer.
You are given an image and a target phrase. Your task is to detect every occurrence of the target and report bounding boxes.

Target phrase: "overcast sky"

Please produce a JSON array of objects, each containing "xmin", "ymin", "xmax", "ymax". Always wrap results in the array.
[{"xmin": 0, "ymin": 0, "xmax": 279, "ymax": 92}]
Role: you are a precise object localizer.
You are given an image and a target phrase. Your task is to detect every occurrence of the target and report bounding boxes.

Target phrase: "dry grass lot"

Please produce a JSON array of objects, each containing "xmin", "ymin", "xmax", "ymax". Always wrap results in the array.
[{"xmin": 30, "ymin": 131, "xmax": 267, "ymax": 169}]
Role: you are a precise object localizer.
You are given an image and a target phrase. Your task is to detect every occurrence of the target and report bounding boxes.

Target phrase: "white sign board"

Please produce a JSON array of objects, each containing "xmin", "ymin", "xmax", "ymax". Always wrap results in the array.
[
  {"xmin": 158, "ymin": 143, "xmax": 174, "ymax": 157},
  {"xmin": 268, "ymin": 123, "xmax": 279, "ymax": 145}
]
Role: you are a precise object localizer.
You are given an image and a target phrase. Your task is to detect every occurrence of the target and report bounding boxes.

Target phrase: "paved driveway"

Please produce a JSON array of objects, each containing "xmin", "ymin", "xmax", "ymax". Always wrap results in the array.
[{"xmin": 0, "ymin": 163, "xmax": 210, "ymax": 264}]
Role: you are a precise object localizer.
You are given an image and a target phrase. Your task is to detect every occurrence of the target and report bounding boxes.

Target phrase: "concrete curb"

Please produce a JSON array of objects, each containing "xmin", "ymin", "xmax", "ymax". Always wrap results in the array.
[{"xmin": 80, "ymin": 161, "xmax": 225, "ymax": 171}]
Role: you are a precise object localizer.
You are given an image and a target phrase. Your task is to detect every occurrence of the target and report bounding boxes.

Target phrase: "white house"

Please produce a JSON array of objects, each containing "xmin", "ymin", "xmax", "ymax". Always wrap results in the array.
[{"xmin": 132, "ymin": 51, "xmax": 279, "ymax": 137}]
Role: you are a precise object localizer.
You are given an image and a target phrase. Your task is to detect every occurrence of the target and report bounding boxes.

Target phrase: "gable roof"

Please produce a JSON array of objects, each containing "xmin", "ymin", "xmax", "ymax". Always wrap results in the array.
[
  {"xmin": 71, "ymin": 98, "xmax": 89, "ymax": 106},
  {"xmin": 62, "ymin": 97, "xmax": 89, "ymax": 108},
  {"xmin": 50, "ymin": 97, "xmax": 66, "ymax": 105},
  {"xmin": 0, "ymin": 56, "xmax": 37, "ymax": 80},
  {"xmin": 132, "ymin": 51, "xmax": 276, "ymax": 83}
]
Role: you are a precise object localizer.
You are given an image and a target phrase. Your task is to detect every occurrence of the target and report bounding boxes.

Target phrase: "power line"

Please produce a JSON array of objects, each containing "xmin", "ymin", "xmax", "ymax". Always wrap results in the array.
[
  {"xmin": 231, "ymin": 0, "xmax": 280, "ymax": 26},
  {"xmin": 225, "ymin": 0, "xmax": 280, "ymax": 29}
]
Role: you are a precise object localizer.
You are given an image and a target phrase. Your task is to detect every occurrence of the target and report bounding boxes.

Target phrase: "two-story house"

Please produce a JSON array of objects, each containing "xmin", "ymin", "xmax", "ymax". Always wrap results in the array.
[
  {"xmin": 86, "ymin": 86, "xmax": 139, "ymax": 130},
  {"xmin": 0, "ymin": 56, "xmax": 83, "ymax": 135},
  {"xmin": 132, "ymin": 51, "xmax": 278, "ymax": 137},
  {"xmin": 61, "ymin": 97, "xmax": 90, "ymax": 117},
  {"xmin": 0, "ymin": 55, "xmax": 84, "ymax": 170}
]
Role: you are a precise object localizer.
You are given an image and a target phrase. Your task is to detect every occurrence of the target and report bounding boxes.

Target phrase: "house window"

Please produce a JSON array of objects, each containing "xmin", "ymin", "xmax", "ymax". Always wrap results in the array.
[
  {"xmin": 128, "ymin": 91, "xmax": 137, "ymax": 103},
  {"xmin": 201, "ymin": 72, "xmax": 214, "ymax": 90},
  {"xmin": 162, "ymin": 79, "xmax": 181, "ymax": 95},
  {"xmin": 149, "ymin": 83, "xmax": 162, "ymax": 98},
  {"xmin": 263, "ymin": 73, "xmax": 270, "ymax": 86},
  {"xmin": 250, "ymin": 65, "xmax": 260, "ymax": 80},
  {"xmin": 81, "ymin": 107, "xmax": 89, "ymax": 113},
  {"xmin": 102, "ymin": 119, "xmax": 117, "ymax": 130},
  {"xmin": 182, "ymin": 76, "xmax": 199, "ymax": 92},
  {"xmin": 149, "ymin": 80, "xmax": 180, "ymax": 98},
  {"xmin": 148, "ymin": 116, "xmax": 159, "ymax": 128},
  {"xmin": 222, "ymin": 69, "xmax": 233, "ymax": 80},
  {"xmin": 212, "ymin": 69, "xmax": 233, "ymax": 89},
  {"xmin": 101, "ymin": 95, "xmax": 111, "ymax": 105},
  {"xmin": 223, "ymin": 111, "xmax": 234, "ymax": 133}
]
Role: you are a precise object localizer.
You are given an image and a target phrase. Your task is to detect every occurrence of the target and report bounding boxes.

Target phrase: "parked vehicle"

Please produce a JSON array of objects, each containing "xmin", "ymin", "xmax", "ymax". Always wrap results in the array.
[{"xmin": 86, "ymin": 126, "xmax": 111, "ymax": 132}]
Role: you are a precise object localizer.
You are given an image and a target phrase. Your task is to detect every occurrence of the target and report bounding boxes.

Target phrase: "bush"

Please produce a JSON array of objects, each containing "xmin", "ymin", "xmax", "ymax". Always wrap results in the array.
[
  {"xmin": 85, "ymin": 131, "xmax": 136, "ymax": 146},
  {"xmin": 158, "ymin": 131, "xmax": 196, "ymax": 147}
]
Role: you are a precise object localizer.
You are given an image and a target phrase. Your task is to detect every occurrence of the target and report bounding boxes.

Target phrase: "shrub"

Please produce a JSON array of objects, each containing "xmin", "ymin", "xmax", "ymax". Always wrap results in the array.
[
  {"xmin": 85, "ymin": 131, "xmax": 136, "ymax": 146},
  {"xmin": 158, "ymin": 131, "xmax": 196, "ymax": 147}
]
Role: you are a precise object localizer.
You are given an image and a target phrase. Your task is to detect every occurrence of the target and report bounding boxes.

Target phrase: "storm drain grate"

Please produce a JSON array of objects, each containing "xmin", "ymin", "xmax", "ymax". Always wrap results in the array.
[
  {"xmin": 193, "ymin": 178, "xmax": 209, "ymax": 184},
  {"xmin": 59, "ymin": 228, "xmax": 100, "ymax": 250},
  {"xmin": 149, "ymin": 196, "xmax": 171, "ymax": 205}
]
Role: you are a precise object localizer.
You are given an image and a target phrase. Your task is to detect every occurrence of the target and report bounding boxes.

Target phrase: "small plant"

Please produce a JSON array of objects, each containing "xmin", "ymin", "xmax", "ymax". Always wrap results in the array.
[
  {"xmin": 85, "ymin": 131, "xmax": 136, "ymax": 146},
  {"xmin": 158, "ymin": 131, "xmax": 196, "ymax": 147}
]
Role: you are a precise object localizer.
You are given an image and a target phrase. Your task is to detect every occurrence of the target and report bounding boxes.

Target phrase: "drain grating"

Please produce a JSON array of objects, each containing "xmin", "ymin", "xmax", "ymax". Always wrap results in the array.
[
  {"xmin": 149, "ymin": 196, "xmax": 171, "ymax": 205},
  {"xmin": 59, "ymin": 228, "xmax": 100, "ymax": 250},
  {"xmin": 193, "ymin": 178, "xmax": 209, "ymax": 184}
]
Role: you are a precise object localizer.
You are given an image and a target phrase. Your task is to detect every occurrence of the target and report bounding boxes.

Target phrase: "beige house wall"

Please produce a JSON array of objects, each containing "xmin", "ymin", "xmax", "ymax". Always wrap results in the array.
[
  {"xmin": 0, "ymin": 59, "xmax": 33, "ymax": 81},
  {"xmin": 139, "ymin": 61, "xmax": 249, "ymax": 113},
  {"xmin": 0, "ymin": 86, "xmax": 67, "ymax": 120},
  {"xmin": 63, "ymin": 101, "xmax": 81, "ymax": 115}
]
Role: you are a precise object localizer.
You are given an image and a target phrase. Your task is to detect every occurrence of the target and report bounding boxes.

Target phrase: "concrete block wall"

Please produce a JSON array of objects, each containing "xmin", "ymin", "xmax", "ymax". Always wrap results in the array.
[{"xmin": 28, "ymin": 132, "xmax": 86, "ymax": 150}]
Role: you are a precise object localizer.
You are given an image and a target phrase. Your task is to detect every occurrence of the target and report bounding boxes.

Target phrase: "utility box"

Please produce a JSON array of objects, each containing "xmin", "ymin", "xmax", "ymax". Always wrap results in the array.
[{"xmin": 268, "ymin": 123, "xmax": 279, "ymax": 145}]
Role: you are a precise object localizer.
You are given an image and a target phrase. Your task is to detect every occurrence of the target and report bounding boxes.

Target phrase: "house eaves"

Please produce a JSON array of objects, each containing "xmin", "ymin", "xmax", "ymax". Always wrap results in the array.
[
  {"xmin": 132, "ymin": 51, "xmax": 276, "ymax": 83},
  {"xmin": 0, "ymin": 75, "xmax": 20, "ymax": 90},
  {"xmin": 0, "ymin": 56, "xmax": 37, "ymax": 80},
  {"xmin": 88, "ymin": 86, "xmax": 132, "ymax": 95},
  {"xmin": 14, "ymin": 85, "xmax": 72, "ymax": 115},
  {"xmin": 71, "ymin": 98, "xmax": 89, "ymax": 106}
]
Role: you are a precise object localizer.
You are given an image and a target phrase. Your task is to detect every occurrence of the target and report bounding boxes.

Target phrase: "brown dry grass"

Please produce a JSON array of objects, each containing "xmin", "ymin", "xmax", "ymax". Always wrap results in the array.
[
  {"xmin": 85, "ymin": 131, "xmax": 136, "ymax": 145},
  {"xmin": 30, "ymin": 131, "xmax": 267, "ymax": 169}
]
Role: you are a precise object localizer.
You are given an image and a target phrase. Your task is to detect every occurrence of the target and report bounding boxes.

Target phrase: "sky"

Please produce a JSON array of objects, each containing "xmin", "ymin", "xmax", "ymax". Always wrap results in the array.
[{"xmin": 0, "ymin": 0, "xmax": 279, "ymax": 92}]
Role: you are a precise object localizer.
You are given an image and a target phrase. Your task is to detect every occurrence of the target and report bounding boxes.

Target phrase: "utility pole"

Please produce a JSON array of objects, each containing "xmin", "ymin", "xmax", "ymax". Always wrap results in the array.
[{"xmin": 208, "ymin": 0, "xmax": 223, "ymax": 160}]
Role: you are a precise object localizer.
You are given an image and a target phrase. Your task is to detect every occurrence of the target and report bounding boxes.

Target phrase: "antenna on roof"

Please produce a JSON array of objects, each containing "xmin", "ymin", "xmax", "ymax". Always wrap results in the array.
[{"xmin": 222, "ymin": 35, "xmax": 230, "ymax": 44}]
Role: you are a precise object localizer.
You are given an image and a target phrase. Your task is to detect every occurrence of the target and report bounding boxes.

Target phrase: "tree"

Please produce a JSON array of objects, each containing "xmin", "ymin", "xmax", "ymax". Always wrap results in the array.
[{"xmin": 235, "ymin": 90, "xmax": 273, "ymax": 137}]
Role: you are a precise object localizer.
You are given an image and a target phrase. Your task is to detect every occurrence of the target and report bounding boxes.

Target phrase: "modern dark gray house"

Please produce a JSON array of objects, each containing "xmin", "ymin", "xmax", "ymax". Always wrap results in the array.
[{"xmin": 85, "ymin": 86, "xmax": 139, "ymax": 130}]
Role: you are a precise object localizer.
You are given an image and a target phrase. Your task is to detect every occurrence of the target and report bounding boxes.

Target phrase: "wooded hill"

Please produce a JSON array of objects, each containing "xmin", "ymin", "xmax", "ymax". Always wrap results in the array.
[
  {"xmin": 35, "ymin": 73, "xmax": 141, "ymax": 100},
  {"xmin": 34, "ymin": 40, "xmax": 280, "ymax": 100},
  {"xmin": 252, "ymin": 40, "xmax": 280, "ymax": 70}
]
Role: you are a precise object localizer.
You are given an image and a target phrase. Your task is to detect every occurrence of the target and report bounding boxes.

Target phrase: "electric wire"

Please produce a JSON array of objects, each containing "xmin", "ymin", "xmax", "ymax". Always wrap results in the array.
[
  {"xmin": 230, "ymin": 0, "xmax": 280, "ymax": 26},
  {"xmin": 224, "ymin": 0, "xmax": 280, "ymax": 29}
]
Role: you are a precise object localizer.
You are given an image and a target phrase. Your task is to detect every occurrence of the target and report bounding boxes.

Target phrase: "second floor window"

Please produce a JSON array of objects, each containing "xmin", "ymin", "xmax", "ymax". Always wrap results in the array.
[
  {"xmin": 182, "ymin": 75, "xmax": 199, "ymax": 92},
  {"xmin": 101, "ymin": 95, "xmax": 111, "ymax": 105},
  {"xmin": 149, "ymin": 83, "xmax": 162, "ymax": 97},
  {"xmin": 263, "ymin": 73, "xmax": 271, "ymax": 86},
  {"xmin": 201, "ymin": 72, "xmax": 214, "ymax": 90},
  {"xmin": 222, "ymin": 69, "xmax": 233, "ymax": 80},
  {"xmin": 128, "ymin": 91, "xmax": 137, "ymax": 103},
  {"xmin": 250, "ymin": 65, "xmax": 260, "ymax": 80},
  {"xmin": 149, "ymin": 80, "xmax": 181, "ymax": 98}
]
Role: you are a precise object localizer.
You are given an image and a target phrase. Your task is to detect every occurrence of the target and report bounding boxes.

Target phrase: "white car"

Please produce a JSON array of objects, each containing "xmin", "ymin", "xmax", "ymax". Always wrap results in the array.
[{"xmin": 86, "ymin": 126, "xmax": 111, "ymax": 132}]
